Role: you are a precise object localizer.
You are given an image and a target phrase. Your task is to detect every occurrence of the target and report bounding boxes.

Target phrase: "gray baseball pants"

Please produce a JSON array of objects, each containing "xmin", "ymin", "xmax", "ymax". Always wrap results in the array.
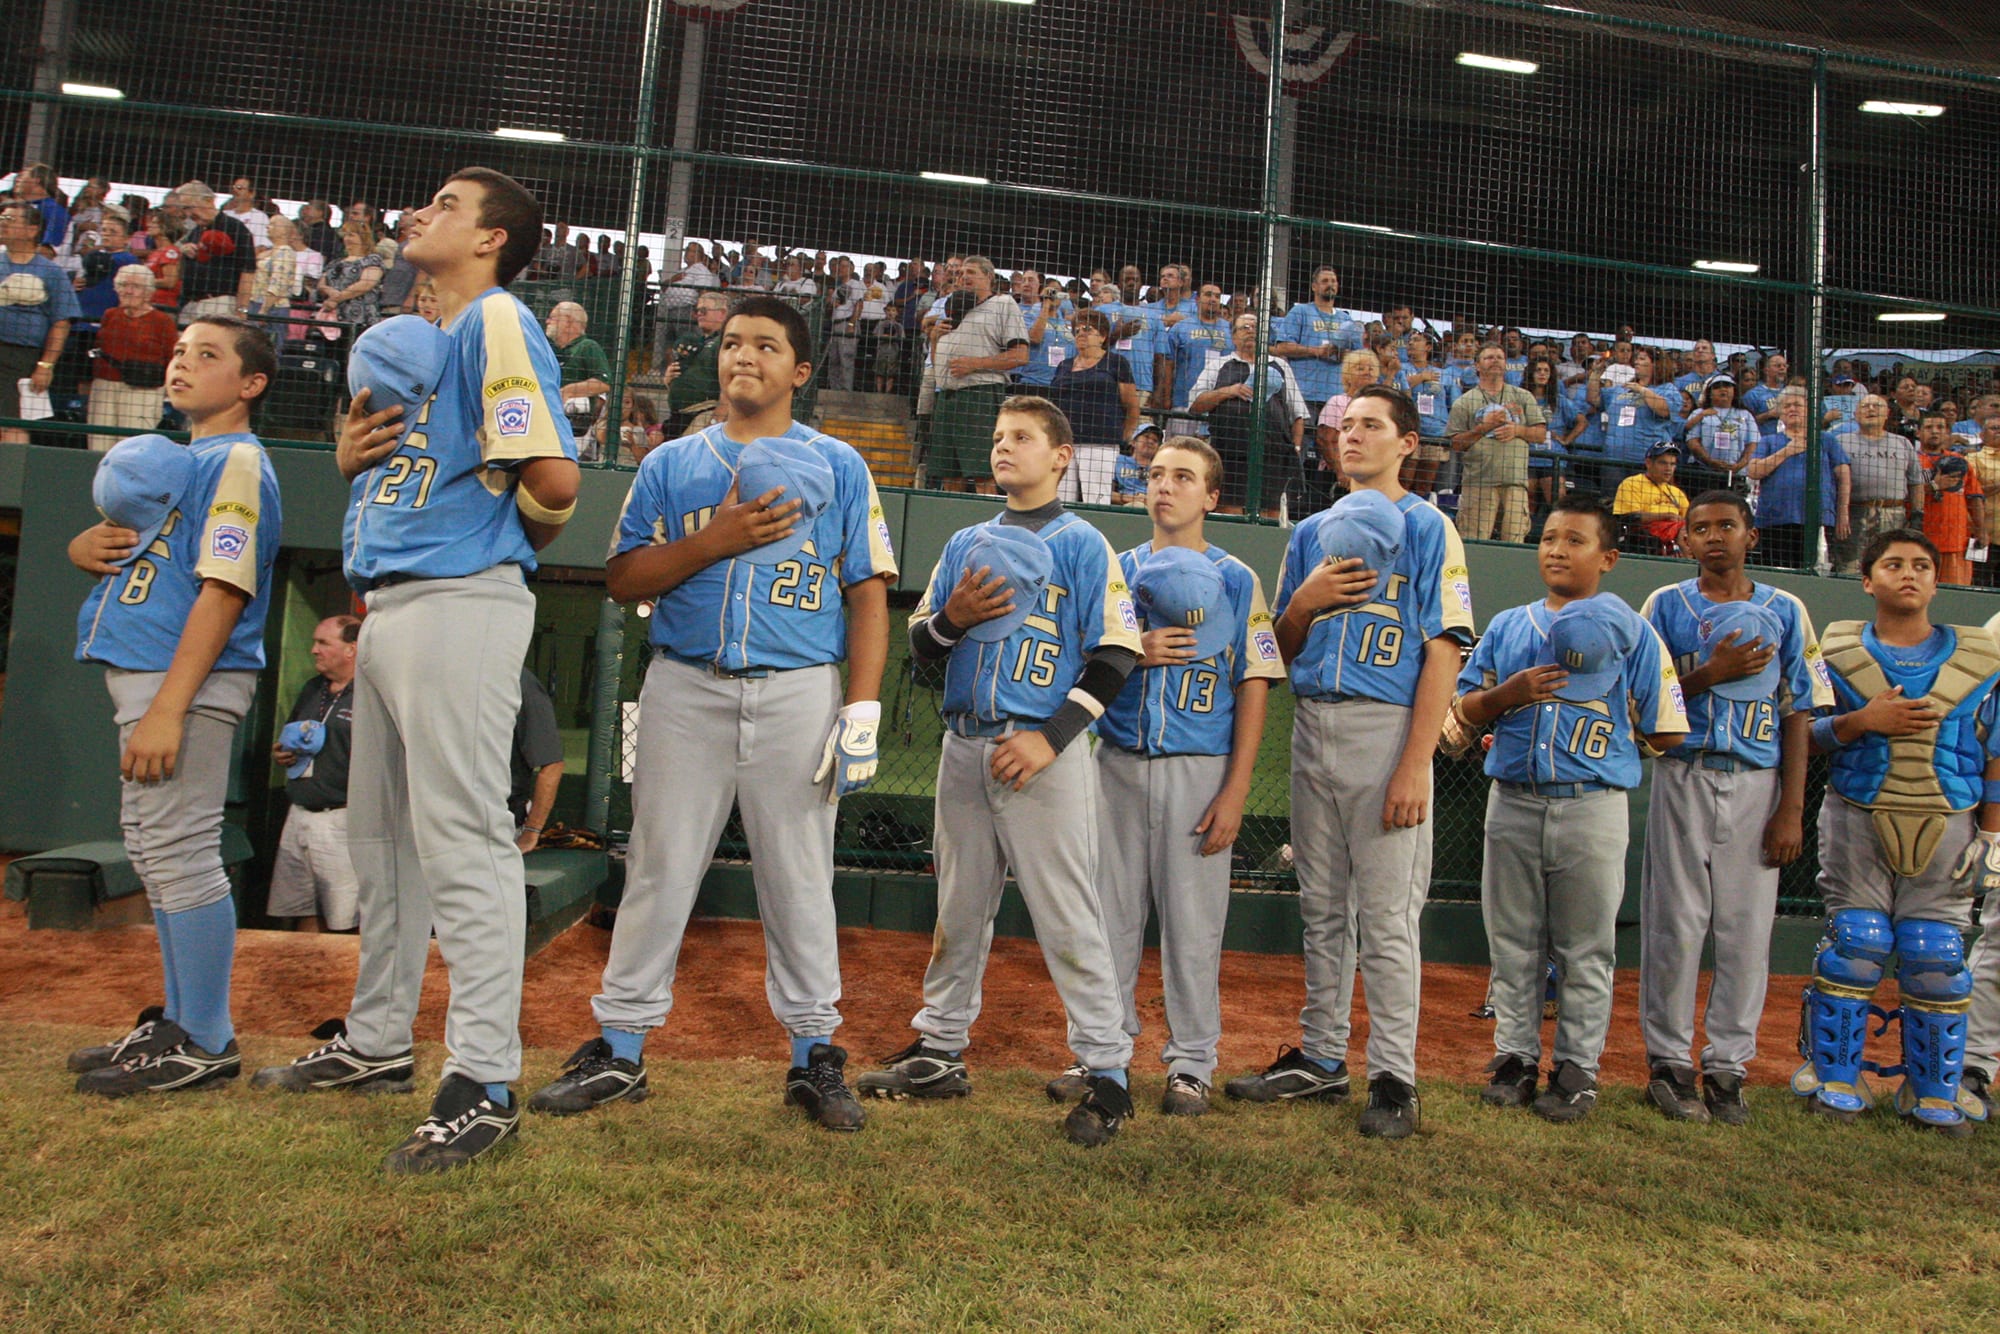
[
  {"xmin": 1815, "ymin": 793, "xmax": 1976, "ymax": 926},
  {"xmin": 1639, "ymin": 758, "xmax": 1782, "ymax": 1077},
  {"xmin": 1482, "ymin": 784, "xmax": 1628, "ymax": 1073},
  {"xmin": 1967, "ymin": 884, "xmax": 2000, "ymax": 1077},
  {"xmin": 1096, "ymin": 747, "xmax": 1231, "ymax": 1083},
  {"xmin": 593, "ymin": 655, "xmax": 844, "ymax": 1039},
  {"xmin": 344, "ymin": 566, "xmax": 535, "ymax": 1086},
  {"xmin": 1290, "ymin": 697, "xmax": 1430, "ymax": 1085},
  {"xmin": 914, "ymin": 731, "xmax": 1132, "ymax": 1070},
  {"xmin": 105, "ymin": 668, "xmax": 257, "ymax": 913}
]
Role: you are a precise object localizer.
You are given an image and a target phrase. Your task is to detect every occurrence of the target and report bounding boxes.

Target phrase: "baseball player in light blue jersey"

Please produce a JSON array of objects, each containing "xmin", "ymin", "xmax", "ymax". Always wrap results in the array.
[
  {"xmin": 1227, "ymin": 386, "xmax": 1474, "ymax": 1139},
  {"xmin": 1798, "ymin": 528, "xmax": 2000, "ymax": 1138},
  {"xmin": 1967, "ymin": 603, "xmax": 2000, "ymax": 1121},
  {"xmin": 257, "ymin": 168, "xmax": 580, "ymax": 1176},
  {"xmin": 529, "ymin": 295, "xmax": 896, "ymax": 1132},
  {"xmin": 1163, "ymin": 284, "xmax": 1233, "ymax": 415},
  {"xmin": 1637, "ymin": 490, "xmax": 1833, "ymax": 1125},
  {"xmin": 65, "ymin": 317, "xmax": 282, "ymax": 1097},
  {"xmin": 1453, "ymin": 495, "xmax": 1688, "ymax": 1123},
  {"xmin": 1041, "ymin": 435, "xmax": 1283, "ymax": 1117},
  {"xmin": 860, "ymin": 394, "xmax": 1145, "ymax": 1146},
  {"xmin": 1271, "ymin": 265, "xmax": 1365, "ymax": 406}
]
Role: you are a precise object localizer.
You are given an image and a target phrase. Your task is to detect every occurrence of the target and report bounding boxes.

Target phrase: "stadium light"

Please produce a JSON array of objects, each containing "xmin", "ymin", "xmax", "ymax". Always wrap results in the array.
[
  {"xmin": 61, "ymin": 83, "xmax": 124, "ymax": 100},
  {"xmin": 1693, "ymin": 260, "xmax": 1759, "ymax": 274},
  {"xmin": 921, "ymin": 171, "xmax": 990, "ymax": 186},
  {"xmin": 495, "ymin": 127, "xmax": 565, "ymax": 143},
  {"xmin": 1878, "ymin": 311, "xmax": 1946, "ymax": 322},
  {"xmin": 1456, "ymin": 53, "xmax": 1538, "ymax": 75},
  {"xmin": 1860, "ymin": 100, "xmax": 1944, "ymax": 117}
]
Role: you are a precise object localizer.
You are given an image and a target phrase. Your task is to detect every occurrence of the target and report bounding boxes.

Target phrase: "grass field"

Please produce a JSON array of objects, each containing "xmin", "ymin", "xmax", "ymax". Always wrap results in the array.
[{"xmin": 4, "ymin": 1024, "xmax": 1998, "ymax": 1332}]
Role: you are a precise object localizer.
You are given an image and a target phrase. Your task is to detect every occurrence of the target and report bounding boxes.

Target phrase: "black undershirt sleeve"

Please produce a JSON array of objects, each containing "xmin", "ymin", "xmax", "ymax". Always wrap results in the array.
[{"xmin": 1038, "ymin": 646, "xmax": 1139, "ymax": 753}]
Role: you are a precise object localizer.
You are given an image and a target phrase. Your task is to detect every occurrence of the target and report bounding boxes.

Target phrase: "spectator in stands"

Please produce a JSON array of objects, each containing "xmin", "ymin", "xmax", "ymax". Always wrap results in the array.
[
  {"xmin": 1113, "ymin": 420, "xmax": 1159, "ymax": 504},
  {"xmin": 1837, "ymin": 393, "xmax": 1925, "ymax": 571},
  {"xmin": 160, "ymin": 181, "xmax": 256, "ymax": 323},
  {"xmin": 734, "ymin": 238, "xmax": 772, "ymax": 290},
  {"xmin": 1272, "ymin": 264, "xmax": 1364, "ymax": 425},
  {"xmin": 819, "ymin": 255, "xmax": 864, "ymax": 390},
  {"xmin": 546, "ymin": 301, "xmax": 612, "ymax": 459},
  {"xmin": 1558, "ymin": 333, "xmax": 1595, "ymax": 385},
  {"xmin": 267, "ymin": 616, "xmax": 362, "ymax": 933},
  {"xmin": 1401, "ymin": 328, "xmax": 1455, "ymax": 495},
  {"xmin": 1968, "ymin": 417, "xmax": 2000, "ymax": 587},
  {"xmin": 1745, "ymin": 386, "xmax": 1849, "ymax": 569},
  {"xmin": 11, "ymin": 163, "xmax": 66, "ymax": 258},
  {"xmin": 73, "ymin": 207, "xmax": 138, "ymax": 320},
  {"xmin": 412, "ymin": 281, "xmax": 440, "ymax": 325},
  {"xmin": 1612, "ymin": 443, "xmax": 1691, "ymax": 550},
  {"xmin": 598, "ymin": 391, "xmax": 662, "ymax": 466},
  {"xmin": 1887, "ymin": 374, "xmax": 1923, "ymax": 439},
  {"xmin": 1674, "ymin": 338, "xmax": 1718, "ymax": 409},
  {"xmin": 1590, "ymin": 344, "xmax": 1679, "ymax": 487},
  {"xmin": 654, "ymin": 240, "xmax": 721, "ymax": 371},
  {"xmin": 1822, "ymin": 374, "xmax": 1863, "ymax": 433},
  {"xmin": 1448, "ymin": 344, "xmax": 1546, "ymax": 543},
  {"xmin": 1681, "ymin": 374, "xmax": 1759, "ymax": 494},
  {"xmin": 140, "ymin": 210, "xmax": 182, "ymax": 309},
  {"xmin": 1446, "ymin": 328, "xmax": 1482, "ymax": 392},
  {"xmin": 594, "ymin": 235, "xmax": 620, "ymax": 281},
  {"xmin": 0, "ymin": 198, "xmax": 78, "ymax": 443},
  {"xmin": 1049, "ymin": 307, "xmax": 1137, "ymax": 505},
  {"xmin": 1313, "ymin": 348, "xmax": 1383, "ymax": 497},
  {"xmin": 1500, "ymin": 327, "xmax": 1528, "ymax": 384},
  {"xmin": 315, "ymin": 221, "xmax": 386, "ymax": 332},
  {"xmin": 344, "ymin": 199, "xmax": 379, "ymax": 242},
  {"xmin": 928, "ymin": 255, "xmax": 1028, "ymax": 494},
  {"xmin": 665, "ymin": 289, "xmax": 731, "ymax": 435},
  {"xmin": 1918, "ymin": 411, "xmax": 1983, "ymax": 585},
  {"xmin": 1522, "ymin": 355, "xmax": 1571, "ymax": 518},
  {"xmin": 1190, "ymin": 311, "xmax": 1307, "ymax": 516},
  {"xmin": 567, "ymin": 231, "xmax": 595, "ymax": 279},
  {"xmin": 873, "ymin": 303, "xmax": 904, "ymax": 394},
  {"xmin": 774, "ymin": 254, "xmax": 816, "ymax": 298},
  {"xmin": 222, "ymin": 176, "xmax": 270, "ymax": 251},
  {"xmin": 1016, "ymin": 270, "xmax": 1075, "ymax": 392},
  {"xmin": 511, "ymin": 670, "xmax": 566, "ymax": 853},
  {"xmin": 858, "ymin": 261, "xmax": 890, "ymax": 366},
  {"xmin": 297, "ymin": 200, "xmax": 340, "ymax": 267},
  {"xmin": 84, "ymin": 264, "xmax": 173, "ymax": 449},
  {"xmin": 1147, "ymin": 263, "xmax": 1197, "ymax": 327},
  {"xmin": 1744, "ymin": 351, "xmax": 1788, "ymax": 433},
  {"xmin": 1088, "ymin": 280, "xmax": 1163, "ymax": 413},
  {"xmin": 1161, "ymin": 281, "xmax": 1232, "ymax": 424},
  {"xmin": 1117, "ymin": 263, "xmax": 1143, "ymax": 305},
  {"xmin": 245, "ymin": 214, "xmax": 301, "ymax": 326}
]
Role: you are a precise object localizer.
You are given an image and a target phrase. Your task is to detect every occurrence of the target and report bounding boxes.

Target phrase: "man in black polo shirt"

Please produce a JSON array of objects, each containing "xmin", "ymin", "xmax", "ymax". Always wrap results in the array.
[
  {"xmin": 511, "ymin": 669, "xmax": 565, "ymax": 854},
  {"xmin": 162, "ymin": 180, "xmax": 257, "ymax": 324},
  {"xmin": 269, "ymin": 616, "xmax": 361, "ymax": 932}
]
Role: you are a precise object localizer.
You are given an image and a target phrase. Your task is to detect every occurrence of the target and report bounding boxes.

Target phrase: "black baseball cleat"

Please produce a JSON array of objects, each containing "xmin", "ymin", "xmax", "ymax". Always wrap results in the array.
[
  {"xmin": 1045, "ymin": 1062, "xmax": 1090, "ymax": 1103},
  {"xmin": 526, "ymin": 1038, "xmax": 649, "ymax": 1116},
  {"xmin": 1963, "ymin": 1066, "xmax": 1994, "ymax": 1122},
  {"xmin": 67, "ymin": 1004, "xmax": 171, "ymax": 1074},
  {"xmin": 1159, "ymin": 1071, "xmax": 1211, "ymax": 1117},
  {"xmin": 251, "ymin": 1018, "xmax": 415, "ymax": 1094},
  {"xmin": 1223, "ymin": 1045, "xmax": 1351, "ymax": 1103},
  {"xmin": 75, "ymin": 1019, "xmax": 239, "ymax": 1098},
  {"xmin": 1064, "ymin": 1075, "xmax": 1135, "ymax": 1147},
  {"xmin": 784, "ymin": 1043, "xmax": 866, "ymax": 1132},
  {"xmin": 854, "ymin": 1039, "xmax": 971, "ymax": 1100},
  {"xmin": 1531, "ymin": 1060, "xmax": 1598, "ymax": 1124},
  {"xmin": 1646, "ymin": 1063, "xmax": 1711, "ymax": 1124},
  {"xmin": 1357, "ymin": 1074, "xmax": 1421, "ymax": 1139},
  {"xmin": 1481, "ymin": 1053, "xmax": 1538, "ymax": 1108},
  {"xmin": 384, "ymin": 1073, "xmax": 520, "ymax": 1175},
  {"xmin": 1701, "ymin": 1071, "xmax": 1752, "ymax": 1127}
]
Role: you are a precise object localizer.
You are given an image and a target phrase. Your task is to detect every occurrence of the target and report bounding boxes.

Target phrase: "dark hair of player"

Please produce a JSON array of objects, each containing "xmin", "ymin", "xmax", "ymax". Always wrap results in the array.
[
  {"xmin": 726, "ymin": 295, "xmax": 814, "ymax": 368},
  {"xmin": 1859, "ymin": 527, "xmax": 1941, "ymax": 579},
  {"xmin": 189, "ymin": 316, "xmax": 278, "ymax": 403},
  {"xmin": 1350, "ymin": 383, "xmax": 1421, "ymax": 440},
  {"xmin": 1547, "ymin": 492, "xmax": 1618, "ymax": 549},
  {"xmin": 443, "ymin": 167, "xmax": 543, "ymax": 288},
  {"xmin": 1685, "ymin": 489, "xmax": 1753, "ymax": 526},
  {"xmin": 997, "ymin": 394, "xmax": 1075, "ymax": 450},
  {"xmin": 1156, "ymin": 434, "xmax": 1223, "ymax": 494}
]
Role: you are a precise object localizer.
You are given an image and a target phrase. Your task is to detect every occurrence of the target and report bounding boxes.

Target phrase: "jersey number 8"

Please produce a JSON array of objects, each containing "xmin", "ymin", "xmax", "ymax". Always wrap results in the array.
[{"xmin": 116, "ymin": 511, "xmax": 179, "ymax": 606}]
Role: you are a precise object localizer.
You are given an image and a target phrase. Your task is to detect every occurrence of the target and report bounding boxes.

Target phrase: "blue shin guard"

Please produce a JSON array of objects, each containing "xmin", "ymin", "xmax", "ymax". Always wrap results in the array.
[
  {"xmin": 1791, "ymin": 909, "xmax": 1893, "ymax": 1114},
  {"xmin": 1893, "ymin": 919, "xmax": 1980, "ymax": 1129}
]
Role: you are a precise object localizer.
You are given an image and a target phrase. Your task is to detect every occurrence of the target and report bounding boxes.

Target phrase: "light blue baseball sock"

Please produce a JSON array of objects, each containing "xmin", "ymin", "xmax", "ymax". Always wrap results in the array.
[
  {"xmin": 152, "ymin": 908, "xmax": 182, "ymax": 1022},
  {"xmin": 164, "ymin": 897, "xmax": 235, "ymax": 1054},
  {"xmin": 1088, "ymin": 1067, "xmax": 1128, "ymax": 1089},
  {"xmin": 1303, "ymin": 1054, "xmax": 1341, "ymax": 1073},
  {"xmin": 602, "ymin": 1027, "xmax": 645, "ymax": 1064},
  {"xmin": 791, "ymin": 1036, "xmax": 825, "ymax": 1067},
  {"xmin": 484, "ymin": 1083, "xmax": 512, "ymax": 1108}
]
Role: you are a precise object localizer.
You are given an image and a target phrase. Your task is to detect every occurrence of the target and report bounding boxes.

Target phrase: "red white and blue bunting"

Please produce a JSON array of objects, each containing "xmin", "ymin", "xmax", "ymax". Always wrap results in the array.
[{"xmin": 1228, "ymin": 15, "xmax": 1362, "ymax": 93}]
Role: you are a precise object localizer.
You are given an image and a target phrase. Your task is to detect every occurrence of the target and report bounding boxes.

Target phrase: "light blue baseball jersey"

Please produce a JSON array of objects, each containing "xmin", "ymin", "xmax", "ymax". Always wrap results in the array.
[
  {"xmin": 343, "ymin": 288, "xmax": 576, "ymax": 591},
  {"xmin": 914, "ymin": 511, "xmax": 1142, "ymax": 725},
  {"xmin": 76, "ymin": 432, "xmax": 282, "ymax": 672},
  {"xmin": 611, "ymin": 421, "xmax": 898, "ymax": 671},
  {"xmin": 1096, "ymin": 302, "xmax": 1162, "ymax": 395},
  {"xmin": 1112, "ymin": 453, "xmax": 1147, "ymax": 500},
  {"xmin": 1272, "ymin": 302, "xmax": 1364, "ymax": 401},
  {"xmin": 1274, "ymin": 492, "xmax": 1475, "ymax": 704},
  {"xmin": 1097, "ymin": 542, "xmax": 1285, "ymax": 756},
  {"xmin": 1458, "ymin": 596, "xmax": 1689, "ymax": 790},
  {"xmin": 1015, "ymin": 301, "xmax": 1076, "ymax": 389},
  {"xmin": 1402, "ymin": 367, "xmax": 1460, "ymax": 439},
  {"xmin": 1601, "ymin": 383, "xmax": 1683, "ymax": 465},
  {"xmin": 1639, "ymin": 580, "xmax": 1835, "ymax": 769},
  {"xmin": 1166, "ymin": 316, "xmax": 1234, "ymax": 411}
]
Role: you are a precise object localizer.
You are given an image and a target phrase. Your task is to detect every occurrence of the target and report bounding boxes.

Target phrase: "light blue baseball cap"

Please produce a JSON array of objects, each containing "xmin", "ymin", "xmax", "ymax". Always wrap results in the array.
[
  {"xmin": 1543, "ymin": 593, "xmax": 1631, "ymax": 703},
  {"xmin": 1314, "ymin": 488, "xmax": 1404, "ymax": 581},
  {"xmin": 92, "ymin": 433, "xmax": 192, "ymax": 568},
  {"xmin": 1134, "ymin": 546, "xmax": 1232, "ymax": 662},
  {"xmin": 961, "ymin": 522, "xmax": 1054, "ymax": 643},
  {"xmin": 278, "ymin": 719, "xmax": 327, "ymax": 780},
  {"xmin": 734, "ymin": 436, "xmax": 838, "ymax": 566},
  {"xmin": 347, "ymin": 314, "xmax": 452, "ymax": 420},
  {"xmin": 1704, "ymin": 601, "xmax": 1786, "ymax": 702}
]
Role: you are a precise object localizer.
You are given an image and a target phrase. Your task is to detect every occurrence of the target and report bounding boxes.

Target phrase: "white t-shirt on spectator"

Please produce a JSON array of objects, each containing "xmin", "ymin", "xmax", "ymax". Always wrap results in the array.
[
  {"xmin": 226, "ymin": 206, "xmax": 271, "ymax": 250},
  {"xmin": 860, "ymin": 277, "xmax": 890, "ymax": 322},
  {"xmin": 775, "ymin": 276, "xmax": 819, "ymax": 298},
  {"xmin": 662, "ymin": 262, "xmax": 721, "ymax": 310},
  {"xmin": 829, "ymin": 277, "xmax": 864, "ymax": 322}
]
